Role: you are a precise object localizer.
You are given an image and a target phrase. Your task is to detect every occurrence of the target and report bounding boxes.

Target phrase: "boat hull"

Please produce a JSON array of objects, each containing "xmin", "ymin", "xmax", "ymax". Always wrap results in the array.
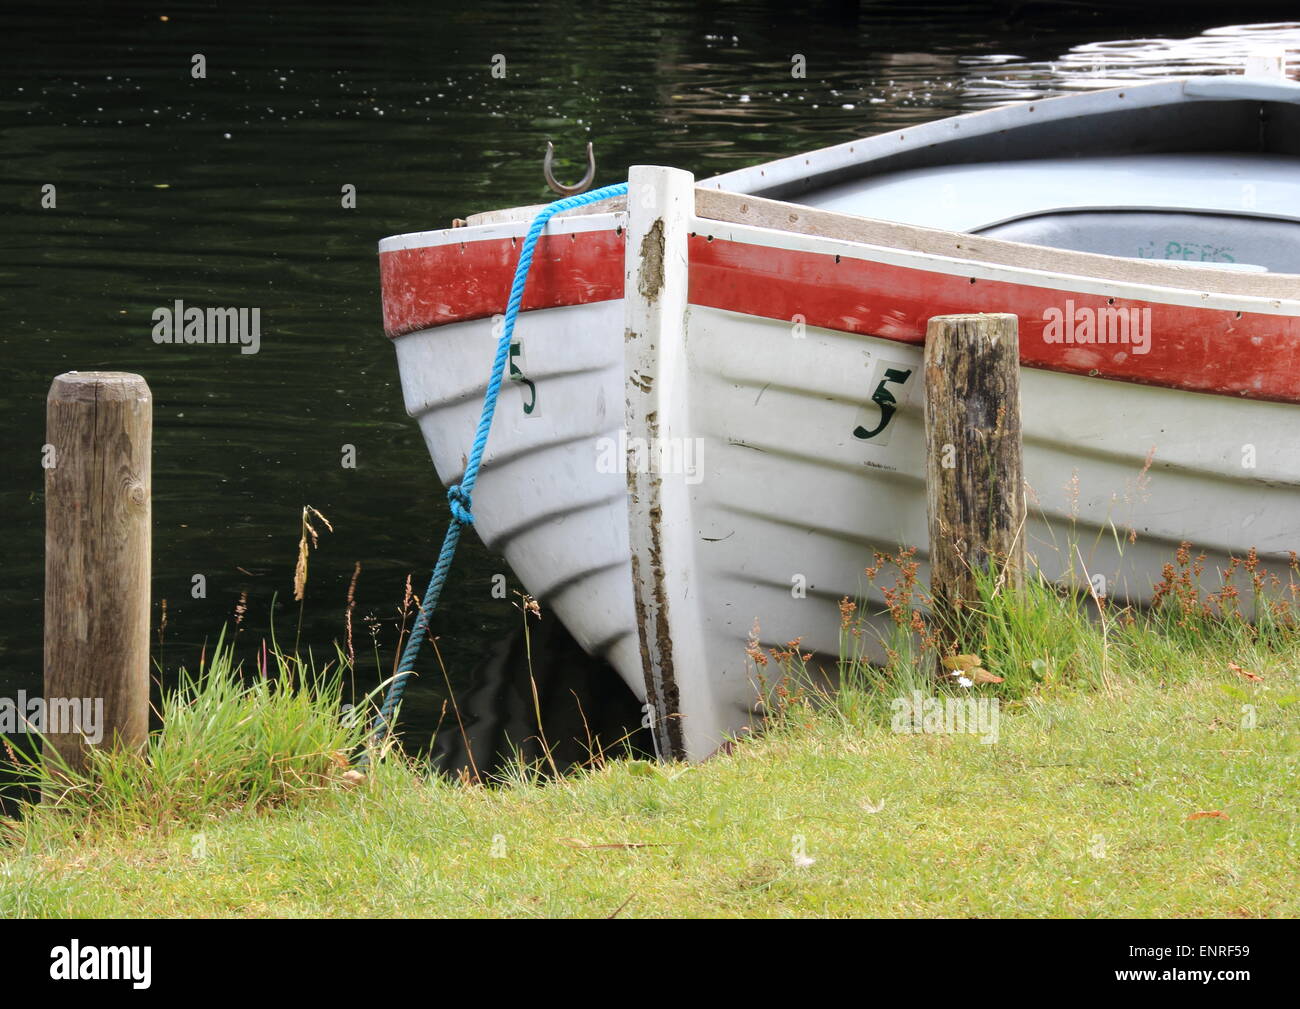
[
  {"xmin": 394, "ymin": 299, "xmax": 645, "ymax": 699},
  {"xmin": 383, "ymin": 79, "xmax": 1300, "ymax": 760},
  {"xmin": 392, "ymin": 249, "xmax": 1298, "ymax": 759}
]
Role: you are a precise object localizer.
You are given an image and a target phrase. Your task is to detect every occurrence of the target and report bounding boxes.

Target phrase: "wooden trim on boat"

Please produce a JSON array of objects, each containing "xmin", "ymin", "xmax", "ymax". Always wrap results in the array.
[{"xmin": 694, "ymin": 188, "xmax": 1300, "ymax": 302}]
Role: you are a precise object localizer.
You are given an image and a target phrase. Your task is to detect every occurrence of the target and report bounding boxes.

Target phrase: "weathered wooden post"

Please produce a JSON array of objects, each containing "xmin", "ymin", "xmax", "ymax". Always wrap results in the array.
[
  {"xmin": 44, "ymin": 372, "xmax": 152, "ymax": 774},
  {"xmin": 923, "ymin": 314, "xmax": 1024, "ymax": 661}
]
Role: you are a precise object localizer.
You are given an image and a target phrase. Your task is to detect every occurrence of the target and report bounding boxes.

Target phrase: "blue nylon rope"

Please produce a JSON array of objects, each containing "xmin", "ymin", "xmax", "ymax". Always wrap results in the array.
[{"xmin": 368, "ymin": 181, "xmax": 630, "ymax": 755}]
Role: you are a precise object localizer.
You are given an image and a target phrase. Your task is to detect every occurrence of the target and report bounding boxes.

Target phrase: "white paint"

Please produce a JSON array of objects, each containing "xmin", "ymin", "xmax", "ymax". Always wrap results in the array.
[
  {"xmin": 622, "ymin": 165, "xmax": 717, "ymax": 760},
  {"xmin": 379, "ymin": 210, "xmax": 624, "ymax": 254},
  {"xmin": 1243, "ymin": 50, "xmax": 1287, "ymax": 79}
]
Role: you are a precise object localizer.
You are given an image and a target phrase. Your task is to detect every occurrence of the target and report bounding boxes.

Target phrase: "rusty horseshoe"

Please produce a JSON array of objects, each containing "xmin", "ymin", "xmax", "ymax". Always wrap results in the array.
[{"xmin": 543, "ymin": 141, "xmax": 596, "ymax": 196}]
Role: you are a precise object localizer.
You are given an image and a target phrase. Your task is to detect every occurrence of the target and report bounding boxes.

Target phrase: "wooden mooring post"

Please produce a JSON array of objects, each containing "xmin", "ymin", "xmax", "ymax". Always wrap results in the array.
[
  {"xmin": 923, "ymin": 314, "xmax": 1025, "ymax": 662},
  {"xmin": 44, "ymin": 372, "xmax": 152, "ymax": 774}
]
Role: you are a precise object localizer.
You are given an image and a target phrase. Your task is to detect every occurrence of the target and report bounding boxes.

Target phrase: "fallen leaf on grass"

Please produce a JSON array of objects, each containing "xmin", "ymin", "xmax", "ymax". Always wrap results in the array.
[
  {"xmin": 339, "ymin": 770, "xmax": 366, "ymax": 788},
  {"xmin": 1228, "ymin": 663, "xmax": 1264, "ymax": 683},
  {"xmin": 943, "ymin": 654, "xmax": 1003, "ymax": 684},
  {"xmin": 1187, "ymin": 810, "xmax": 1229, "ymax": 821}
]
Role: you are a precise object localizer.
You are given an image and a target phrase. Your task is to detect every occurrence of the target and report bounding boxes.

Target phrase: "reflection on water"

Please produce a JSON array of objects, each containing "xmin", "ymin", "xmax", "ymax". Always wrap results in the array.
[
  {"xmin": 963, "ymin": 21, "xmax": 1300, "ymax": 104},
  {"xmin": 1, "ymin": 2, "xmax": 1297, "ymax": 778}
]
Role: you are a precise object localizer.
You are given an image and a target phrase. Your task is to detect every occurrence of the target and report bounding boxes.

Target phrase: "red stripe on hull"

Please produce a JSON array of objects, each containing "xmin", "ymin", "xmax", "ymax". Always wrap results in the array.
[
  {"xmin": 690, "ymin": 237, "xmax": 1300, "ymax": 404},
  {"xmin": 379, "ymin": 229, "xmax": 626, "ymax": 337},
  {"xmin": 379, "ymin": 229, "xmax": 1300, "ymax": 403}
]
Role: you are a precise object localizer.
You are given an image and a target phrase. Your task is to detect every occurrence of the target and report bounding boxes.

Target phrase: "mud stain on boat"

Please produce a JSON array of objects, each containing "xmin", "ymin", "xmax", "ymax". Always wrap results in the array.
[
  {"xmin": 628, "ymin": 552, "xmax": 659, "ymax": 709},
  {"xmin": 626, "ymin": 399, "xmax": 685, "ymax": 760},
  {"xmin": 638, "ymin": 218, "xmax": 666, "ymax": 303},
  {"xmin": 644, "ymin": 497, "xmax": 685, "ymax": 760},
  {"xmin": 628, "ymin": 520, "xmax": 685, "ymax": 759}
]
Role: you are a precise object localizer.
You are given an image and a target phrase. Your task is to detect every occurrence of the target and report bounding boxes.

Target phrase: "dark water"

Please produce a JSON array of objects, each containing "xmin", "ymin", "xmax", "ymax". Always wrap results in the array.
[{"xmin": 2, "ymin": 1, "xmax": 1297, "ymax": 772}]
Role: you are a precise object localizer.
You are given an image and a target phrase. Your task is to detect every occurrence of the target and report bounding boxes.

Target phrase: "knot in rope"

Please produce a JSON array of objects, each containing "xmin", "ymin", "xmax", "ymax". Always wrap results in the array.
[{"xmin": 447, "ymin": 484, "xmax": 474, "ymax": 524}]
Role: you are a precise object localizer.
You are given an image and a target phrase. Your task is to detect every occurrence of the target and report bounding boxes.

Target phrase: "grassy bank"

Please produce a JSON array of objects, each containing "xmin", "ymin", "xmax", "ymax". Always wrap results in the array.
[{"xmin": 2, "ymin": 558, "xmax": 1298, "ymax": 918}]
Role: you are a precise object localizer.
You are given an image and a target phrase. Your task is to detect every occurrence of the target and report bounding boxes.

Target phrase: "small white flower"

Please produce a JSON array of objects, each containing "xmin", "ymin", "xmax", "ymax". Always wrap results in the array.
[
  {"xmin": 957, "ymin": 676, "xmax": 973, "ymax": 688},
  {"xmin": 793, "ymin": 854, "xmax": 816, "ymax": 868}
]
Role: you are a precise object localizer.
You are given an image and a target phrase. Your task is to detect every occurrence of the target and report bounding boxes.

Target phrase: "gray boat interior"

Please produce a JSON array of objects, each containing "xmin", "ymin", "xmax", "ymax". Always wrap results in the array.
[{"xmin": 709, "ymin": 80, "xmax": 1300, "ymax": 274}]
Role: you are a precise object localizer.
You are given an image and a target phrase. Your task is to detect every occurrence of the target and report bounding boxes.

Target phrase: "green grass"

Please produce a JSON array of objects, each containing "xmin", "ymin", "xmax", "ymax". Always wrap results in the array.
[
  {"xmin": 2, "ymin": 562, "xmax": 1298, "ymax": 918},
  {"xmin": 9, "ymin": 630, "xmax": 367, "ymax": 832}
]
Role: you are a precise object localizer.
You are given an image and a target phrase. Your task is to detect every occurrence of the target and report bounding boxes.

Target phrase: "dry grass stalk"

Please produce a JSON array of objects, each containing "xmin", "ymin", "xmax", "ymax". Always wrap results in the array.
[{"xmin": 293, "ymin": 505, "xmax": 333, "ymax": 602}]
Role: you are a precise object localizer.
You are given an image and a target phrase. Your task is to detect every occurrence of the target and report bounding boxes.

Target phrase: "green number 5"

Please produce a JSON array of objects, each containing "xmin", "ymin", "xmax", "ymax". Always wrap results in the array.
[
  {"xmin": 853, "ymin": 367, "xmax": 912, "ymax": 440},
  {"xmin": 509, "ymin": 341, "xmax": 537, "ymax": 415}
]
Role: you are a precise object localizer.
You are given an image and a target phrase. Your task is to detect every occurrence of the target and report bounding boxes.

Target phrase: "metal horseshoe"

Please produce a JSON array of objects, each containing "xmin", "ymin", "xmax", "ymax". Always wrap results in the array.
[{"xmin": 543, "ymin": 141, "xmax": 596, "ymax": 196}]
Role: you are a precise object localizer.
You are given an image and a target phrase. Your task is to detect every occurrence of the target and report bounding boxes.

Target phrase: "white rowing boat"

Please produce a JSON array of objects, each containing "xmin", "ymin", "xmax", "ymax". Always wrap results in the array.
[{"xmin": 380, "ymin": 72, "xmax": 1300, "ymax": 760}]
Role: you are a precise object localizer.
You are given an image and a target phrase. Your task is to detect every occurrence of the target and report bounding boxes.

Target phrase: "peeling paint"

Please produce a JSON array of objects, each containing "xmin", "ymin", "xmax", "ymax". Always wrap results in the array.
[{"xmin": 638, "ymin": 219, "xmax": 666, "ymax": 303}]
